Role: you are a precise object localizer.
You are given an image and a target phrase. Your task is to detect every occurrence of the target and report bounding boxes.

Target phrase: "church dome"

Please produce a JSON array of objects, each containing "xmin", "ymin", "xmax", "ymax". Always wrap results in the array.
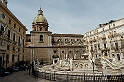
[{"xmin": 33, "ymin": 9, "xmax": 48, "ymax": 24}]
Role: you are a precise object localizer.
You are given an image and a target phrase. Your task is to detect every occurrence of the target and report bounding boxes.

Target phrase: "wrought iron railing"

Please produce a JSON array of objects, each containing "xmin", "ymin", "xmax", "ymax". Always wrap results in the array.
[{"xmin": 35, "ymin": 70, "xmax": 124, "ymax": 82}]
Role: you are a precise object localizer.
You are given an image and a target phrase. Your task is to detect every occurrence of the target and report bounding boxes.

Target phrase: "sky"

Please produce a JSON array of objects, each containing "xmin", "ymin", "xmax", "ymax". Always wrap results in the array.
[{"xmin": 7, "ymin": 0, "xmax": 124, "ymax": 34}]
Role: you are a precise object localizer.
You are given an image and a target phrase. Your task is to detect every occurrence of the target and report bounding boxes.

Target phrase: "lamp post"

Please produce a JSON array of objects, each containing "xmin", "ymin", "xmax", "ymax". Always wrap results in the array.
[{"xmin": 92, "ymin": 57, "xmax": 95, "ymax": 82}]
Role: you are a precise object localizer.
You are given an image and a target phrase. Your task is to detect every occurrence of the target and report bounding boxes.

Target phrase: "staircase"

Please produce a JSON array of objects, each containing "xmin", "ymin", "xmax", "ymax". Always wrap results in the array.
[
  {"xmin": 107, "ymin": 68, "xmax": 121, "ymax": 74},
  {"xmin": 101, "ymin": 58, "xmax": 120, "ymax": 70},
  {"xmin": 97, "ymin": 58, "xmax": 121, "ymax": 74}
]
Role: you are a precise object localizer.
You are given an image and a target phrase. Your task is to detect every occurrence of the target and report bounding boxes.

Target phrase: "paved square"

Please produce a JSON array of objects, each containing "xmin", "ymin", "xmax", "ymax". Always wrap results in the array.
[{"xmin": 0, "ymin": 71, "xmax": 55, "ymax": 82}]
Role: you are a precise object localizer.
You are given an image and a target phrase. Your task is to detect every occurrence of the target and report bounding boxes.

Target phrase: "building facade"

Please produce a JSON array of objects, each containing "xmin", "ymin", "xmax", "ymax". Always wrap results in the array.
[
  {"xmin": 0, "ymin": 0, "xmax": 27, "ymax": 68},
  {"xmin": 26, "ymin": 9, "xmax": 85, "ymax": 64},
  {"xmin": 84, "ymin": 18, "xmax": 124, "ymax": 69},
  {"xmin": 25, "ymin": 6, "xmax": 124, "ymax": 71}
]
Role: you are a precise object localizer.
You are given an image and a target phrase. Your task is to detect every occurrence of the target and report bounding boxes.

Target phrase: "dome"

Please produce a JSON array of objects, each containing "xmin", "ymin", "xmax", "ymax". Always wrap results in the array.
[
  {"xmin": 33, "ymin": 9, "xmax": 48, "ymax": 24},
  {"xmin": 33, "ymin": 15, "xmax": 48, "ymax": 24}
]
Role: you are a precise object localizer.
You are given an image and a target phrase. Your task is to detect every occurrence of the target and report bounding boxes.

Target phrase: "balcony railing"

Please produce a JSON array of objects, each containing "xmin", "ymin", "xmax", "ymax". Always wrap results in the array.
[
  {"xmin": 7, "ymin": 38, "xmax": 13, "ymax": 43},
  {"xmin": 101, "ymin": 58, "xmax": 119, "ymax": 70},
  {"xmin": 12, "ymin": 41, "xmax": 17, "ymax": 45}
]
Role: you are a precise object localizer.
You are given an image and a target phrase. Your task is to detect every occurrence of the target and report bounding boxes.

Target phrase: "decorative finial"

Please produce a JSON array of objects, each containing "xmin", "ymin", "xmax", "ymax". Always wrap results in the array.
[
  {"xmin": 38, "ymin": 6, "xmax": 43, "ymax": 15},
  {"xmin": 40, "ymin": 5, "xmax": 41, "ymax": 10}
]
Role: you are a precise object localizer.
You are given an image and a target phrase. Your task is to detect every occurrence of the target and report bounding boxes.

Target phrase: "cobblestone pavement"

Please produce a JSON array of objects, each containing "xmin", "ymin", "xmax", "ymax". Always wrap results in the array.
[{"xmin": 0, "ymin": 71, "xmax": 56, "ymax": 82}]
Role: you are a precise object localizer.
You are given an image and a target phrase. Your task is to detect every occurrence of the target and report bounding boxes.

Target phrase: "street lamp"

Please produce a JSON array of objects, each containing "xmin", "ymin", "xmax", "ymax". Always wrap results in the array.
[{"xmin": 92, "ymin": 57, "xmax": 95, "ymax": 82}]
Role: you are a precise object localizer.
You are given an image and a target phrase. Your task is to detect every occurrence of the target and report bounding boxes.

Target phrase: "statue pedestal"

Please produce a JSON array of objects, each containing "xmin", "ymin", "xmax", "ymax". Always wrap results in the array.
[{"xmin": 102, "ymin": 61, "xmax": 107, "ymax": 75}]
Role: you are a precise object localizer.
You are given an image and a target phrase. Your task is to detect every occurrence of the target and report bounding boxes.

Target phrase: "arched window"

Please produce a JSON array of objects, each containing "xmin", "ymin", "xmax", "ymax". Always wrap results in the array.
[
  {"xmin": 40, "ymin": 35, "xmax": 43, "ymax": 42},
  {"xmin": 40, "ymin": 28, "xmax": 42, "ymax": 31}
]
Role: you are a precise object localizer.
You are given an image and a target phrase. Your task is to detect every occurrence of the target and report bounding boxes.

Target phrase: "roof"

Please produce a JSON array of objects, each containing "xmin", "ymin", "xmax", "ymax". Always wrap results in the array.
[{"xmin": 33, "ymin": 9, "xmax": 48, "ymax": 24}]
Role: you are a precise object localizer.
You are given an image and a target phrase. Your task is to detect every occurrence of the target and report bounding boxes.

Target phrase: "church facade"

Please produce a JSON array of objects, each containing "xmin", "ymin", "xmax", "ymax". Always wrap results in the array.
[
  {"xmin": 26, "ymin": 9, "xmax": 85, "ymax": 64},
  {"xmin": 25, "ymin": 8, "xmax": 124, "ymax": 72},
  {"xmin": 1, "ymin": 0, "xmax": 124, "ymax": 71}
]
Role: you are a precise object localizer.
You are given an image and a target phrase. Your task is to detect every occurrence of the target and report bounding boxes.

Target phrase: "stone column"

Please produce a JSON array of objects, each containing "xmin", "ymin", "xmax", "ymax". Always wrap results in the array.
[
  {"xmin": 66, "ymin": 54, "xmax": 68, "ymax": 59},
  {"xmin": 102, "ymin": 61, "xmax": 107, "ymax": 75},
  {"xmin": 74, "ymin": 54, "xmax": 76, "ymax": 59},
  {"xmin": 59, "ymin": 60, "xmax": 62, "ymax": 67},
  {"xmin": 70, "ymin": 58, "xmax": 73, "ymax": 71}
]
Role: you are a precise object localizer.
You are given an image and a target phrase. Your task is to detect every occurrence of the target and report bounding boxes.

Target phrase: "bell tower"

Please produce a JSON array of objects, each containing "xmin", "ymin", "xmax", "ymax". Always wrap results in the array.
[{"xmin": 30, "ymin": 8, "xmax": 52, "ymax": 63}]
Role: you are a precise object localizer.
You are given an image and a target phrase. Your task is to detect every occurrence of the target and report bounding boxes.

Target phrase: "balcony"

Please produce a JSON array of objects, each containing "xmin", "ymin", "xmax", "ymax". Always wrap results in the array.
[
  {"xmin": 7, "ymin": 38, "xmax": 13, "ymax": 43},
  {"xmin": 12, "ymin": 41, "xmax": 17, "ymax": 45}
]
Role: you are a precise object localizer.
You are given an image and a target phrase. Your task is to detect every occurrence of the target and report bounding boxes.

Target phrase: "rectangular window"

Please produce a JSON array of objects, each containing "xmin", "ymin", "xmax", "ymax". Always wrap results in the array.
[
  {"xmin": 40, "ymin": 35, "xmax": 43, "ymax": 42},
  {"xmin": 13, "ymin": 47, "xmax": 15, "ymax": 51},
  {"xmin": 22, "ymin": 55, "xmax": 24, "ymax": 60},
  {"xmin": 6, "ymin": 55, "xmax": 9, "ymax": 63},
  {"xmin": 8, "ymin": 30, "xmax": 10, "ymax": 39},
  {"xmin": 91, "ymin": 46, "xmax": 93, "ymax": 51},
  {"xmin": 18, "ymin": 55, "xmax": 19, "ymax": 61},
  {"xmin": 69, "ymin": 51, "xmax": 72, "ymax": 53},
  {"xmin": 22, "ymin": 39, "xmax": 24, "ymax": 47},
  {"xmin": 117, "ymin": 54, "xmax": 120, "ymax": 61},
  {"xmin": 115, "ymin": 43, "xmax": 118, "ymax": 50},
  {"xmin": 94, "ymin": 45, "xmax": 97, "ymax": 50},
  {"xmin": 13, "ymin": 33, "xmax": 16, "ymax": 41},
  {"xmin": 14, "ymin": 24, "xmax": 16, "ymax": 28},
  {"xmin": 12, "ymin": 55, "xmax": 14, "ymax": 62},
  {"xmin": 104, "ymin": 43, "xmax": 106, "ymax": 48},
  {"xmin": 98, "ymin": 44, "xmax": 100, "ymax": 48},
  {"xmin": 19, "ymin": 28, "xmax": 20, "ymax": 32},
  {"xmin": 18, "ymin": 36, "xmax": 21, "ymax": 44},
  {"xmin": 23, "ymin": 49, "xmax": 24, "ymax": 53},
  {"xmin": 9, "ymin": 19, "xmax": 11, "ymax": 25},
  {"xmin": 18, "ymin": 48, "xmax": 20, "ymax": 52},
  {"xmin": 40, "ymin": 28, "xmax": 42, "ymax": 31},
  {"xmin": 7, "ymin": 45, "xmax": 10, "ymax": 50},
  {"xmin": 23, "ymin": 31, "xmax": 25, "ymax": 35},
  {"xmin": 121, "ymin": 40, "xmax": 124, "ymax": 48},
  {"xmin": 0, "ymin": 25, "xmax": 4, "ymax": 35}
]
